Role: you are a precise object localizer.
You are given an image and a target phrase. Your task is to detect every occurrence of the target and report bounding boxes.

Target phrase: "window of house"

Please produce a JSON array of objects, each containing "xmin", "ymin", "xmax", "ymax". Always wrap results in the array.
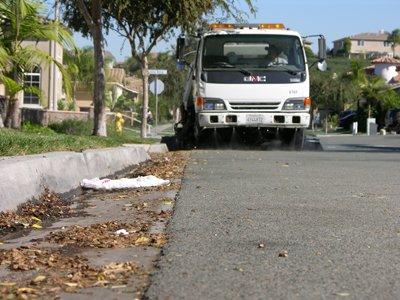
[
  {"xmin": 357, "ymin": 40, "xmax": 365, "ymax": 46},
  {"xmin": 23, "ymin": 67, "xmax": 41, "ymax": 105},
  {"xmin": 384, "ymin": 41, "xmax": 391, "ymax": 47}
]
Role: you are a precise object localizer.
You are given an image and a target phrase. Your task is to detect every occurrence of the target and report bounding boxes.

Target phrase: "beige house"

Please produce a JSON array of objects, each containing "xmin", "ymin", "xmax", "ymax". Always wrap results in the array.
[
  {"xmin": 76, "ymin": 67, "xmax": 139, "ymax": 112},
  {"xmin": 333, "ymin": 31, "xmax": 400, "ymax": 58},
  {"xmin": 0, "ymin": 40, "xmax": 63, "ymax": 110}
]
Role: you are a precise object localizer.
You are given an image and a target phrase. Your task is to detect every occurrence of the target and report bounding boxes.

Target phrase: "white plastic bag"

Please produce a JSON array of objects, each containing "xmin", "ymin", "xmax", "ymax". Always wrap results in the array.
[{"xmin": 81, "ymin": 175, "xmax": 170, "ymax": 190}]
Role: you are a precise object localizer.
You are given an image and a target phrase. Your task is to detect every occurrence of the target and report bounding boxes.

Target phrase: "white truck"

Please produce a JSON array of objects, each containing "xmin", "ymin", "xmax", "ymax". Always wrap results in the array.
[{"xmin": 175, "ymin": 23, "xmax": 327, "ymax": 149}]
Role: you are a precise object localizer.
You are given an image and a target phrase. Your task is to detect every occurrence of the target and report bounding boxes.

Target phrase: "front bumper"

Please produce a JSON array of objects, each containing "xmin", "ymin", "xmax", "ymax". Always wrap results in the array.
[{"xmin": 198, "ymin": 112, "xmax": 310, "ymax": 128}]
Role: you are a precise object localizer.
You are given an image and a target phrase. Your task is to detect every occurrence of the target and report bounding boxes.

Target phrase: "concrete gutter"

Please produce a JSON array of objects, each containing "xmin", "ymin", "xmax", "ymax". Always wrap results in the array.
[{"xmin": 0, "ymin": 144, "xmax": 167, "ymax": 212}]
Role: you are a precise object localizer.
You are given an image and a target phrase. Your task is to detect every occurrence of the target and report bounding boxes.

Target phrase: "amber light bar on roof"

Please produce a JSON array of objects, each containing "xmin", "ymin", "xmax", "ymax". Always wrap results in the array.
[
  {"xmin": 209, "ymin": 23, "xmax": 286, "ymax": 30},
  {"xmin": 209, "ymin": 23, "xmax": 235, "ymax": 30},
  {"xmin": 258, "ymin": 23, "xmax": 285, "ymax": 29},
  {"xmin": 210, "ymin": 23, "xmax": 285, "ymax": 30}
]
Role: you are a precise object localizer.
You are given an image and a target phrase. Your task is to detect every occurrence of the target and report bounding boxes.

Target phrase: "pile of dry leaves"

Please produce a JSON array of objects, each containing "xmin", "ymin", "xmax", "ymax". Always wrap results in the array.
[
  {"xmin": 0, "ymin": 190, "xmax": 75, "ymax": 234},
  {"xmin": 0, "ymin": 246, "xmax": 141, "ymax": 298},
  {"xmin": 130, "ymin": 151, "xmax": 188, "ymax": 180},
  {"xmin": 46, "ymin": 221, "xmax": 167, "ymax": 249}
]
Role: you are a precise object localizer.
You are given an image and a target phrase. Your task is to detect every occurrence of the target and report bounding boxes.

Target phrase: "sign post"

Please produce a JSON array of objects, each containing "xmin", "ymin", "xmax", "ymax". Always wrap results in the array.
[{"xmin": 149, "ymin": 69, "xmax": 167, "ymax": 135}]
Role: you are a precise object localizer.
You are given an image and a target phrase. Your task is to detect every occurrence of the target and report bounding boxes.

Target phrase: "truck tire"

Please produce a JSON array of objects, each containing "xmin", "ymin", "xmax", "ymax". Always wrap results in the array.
[
  {"xmin": 293, "ymin": 128, "xmax": 305, "ymax": 150},
  {"xmin": 280, "ymin": 128, "xmax": 305, "ymax": 150},
  {"xmin": 175, "ymin": 104, "xmax": 195, "ymax": 149},
  {"xmin": 194, "ymin": 119, "xmax": 213, "ymax": 147}
]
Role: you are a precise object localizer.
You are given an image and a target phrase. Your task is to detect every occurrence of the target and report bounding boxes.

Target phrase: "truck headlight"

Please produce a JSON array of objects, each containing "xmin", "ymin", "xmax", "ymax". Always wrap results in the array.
[
  {"xmin": 283, "ymin": 99, "xmax": 306, "ymax": 110},
  {"xmin": 202, "ymin": 98, "xmax": 226, "ymax": 110}
]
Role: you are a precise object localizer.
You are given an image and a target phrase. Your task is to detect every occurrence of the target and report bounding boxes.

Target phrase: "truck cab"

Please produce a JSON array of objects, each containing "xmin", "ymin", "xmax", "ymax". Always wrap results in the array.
[{"xmin": 176, "ymin": 23, "xmax": 327, "ymax": 148}]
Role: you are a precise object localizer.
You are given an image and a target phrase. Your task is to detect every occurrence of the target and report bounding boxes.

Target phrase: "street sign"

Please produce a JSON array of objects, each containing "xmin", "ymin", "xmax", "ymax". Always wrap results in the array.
[
  {"xmin": 148, "ymin": 69, "xmax": 168, "ymax": 136},
  {"xmin": 149, "ymin": 79, "xmax": 164, "ymax": 95},
  {"xmin": 149, "ymin": 69, "xmax": 168, "ymax": 75}
]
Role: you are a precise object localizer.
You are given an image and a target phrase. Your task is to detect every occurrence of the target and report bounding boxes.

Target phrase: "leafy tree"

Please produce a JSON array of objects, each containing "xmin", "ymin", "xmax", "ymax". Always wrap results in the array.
[
  {"xmin": 0, "ymin": 0, "xmax": 74, "ymax": 128},
  {"xmin": 380, "ymin": 89, "xmax": 400, "ymax": 110},
  {"xmin": 388, "ymin": 28, "xmax": 400, "ymax": 58},
  {"xmin": 105, "ymin": 0, "xmax": 254, "ymax": 138},
  {"xmin": 343, "ymin": 38, "xmax": 352, "ymax": 57},
  {"xmin": 304, "ymin": 47, "xmax": 315, "ymax": 61}
]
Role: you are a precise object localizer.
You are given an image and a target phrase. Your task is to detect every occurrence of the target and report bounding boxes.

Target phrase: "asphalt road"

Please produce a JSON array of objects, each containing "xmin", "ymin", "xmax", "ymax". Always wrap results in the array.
[{"xmin": 147, "ymin": 141, "xmax": 400, "ymax": 299}]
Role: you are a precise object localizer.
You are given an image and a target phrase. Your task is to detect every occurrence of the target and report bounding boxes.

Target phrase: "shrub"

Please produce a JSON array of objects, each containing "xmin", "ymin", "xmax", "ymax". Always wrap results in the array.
[
  {"xmin": 49, "ymin": 119, "xmax": 93, "ymax": 136},
  {"xmin": 22, "ymin": 122, "xmax": 56, "ymax": 135}
]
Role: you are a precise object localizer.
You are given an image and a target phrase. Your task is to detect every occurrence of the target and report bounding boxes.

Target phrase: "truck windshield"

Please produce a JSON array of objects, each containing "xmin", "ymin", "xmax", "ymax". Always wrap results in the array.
[{"xmin": 202, "ymin": 34, "xmax": 305, "ymax": 72}]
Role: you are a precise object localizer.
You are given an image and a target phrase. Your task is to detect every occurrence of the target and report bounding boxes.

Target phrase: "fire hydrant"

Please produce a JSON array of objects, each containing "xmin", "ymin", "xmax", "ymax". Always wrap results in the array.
[{"xmin": 115, "ymin": 113, "xmax": 125, "ymax": 134}]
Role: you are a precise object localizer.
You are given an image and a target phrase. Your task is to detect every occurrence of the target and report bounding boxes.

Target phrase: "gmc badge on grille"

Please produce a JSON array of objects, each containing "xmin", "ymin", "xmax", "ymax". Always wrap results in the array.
[{"xmin": 243, "ymin": 75, "xmax": 267, "ymax": 83}]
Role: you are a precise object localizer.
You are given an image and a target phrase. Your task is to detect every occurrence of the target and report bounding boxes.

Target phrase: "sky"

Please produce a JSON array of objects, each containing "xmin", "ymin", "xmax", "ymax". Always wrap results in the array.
[{"xmin": 69, "ymin": 0, "xmax": 400, "ymax": 62}]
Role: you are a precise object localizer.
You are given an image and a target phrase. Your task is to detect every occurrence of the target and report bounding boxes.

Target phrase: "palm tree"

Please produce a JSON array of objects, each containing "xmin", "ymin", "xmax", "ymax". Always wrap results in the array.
[
  {"xmin": 345, "ymin": 60, "xmax": 387, "ymax": 117},
  {"xmin": 63, "ymin": 47, "xmax": 96, "ymax": 110},
  {"xmin": 388, "ymin": 29, "xmax": 400, "ymax": 58},
  {"xmin": 0, "ymin": 0, "xmax": 74, "ymax": 128}
]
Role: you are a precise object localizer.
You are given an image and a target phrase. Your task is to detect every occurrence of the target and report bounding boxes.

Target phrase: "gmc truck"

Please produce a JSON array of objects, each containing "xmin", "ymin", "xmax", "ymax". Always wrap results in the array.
[{"xmin": 175, "ymin": 23, "xmax": 327, "ymax": 149}]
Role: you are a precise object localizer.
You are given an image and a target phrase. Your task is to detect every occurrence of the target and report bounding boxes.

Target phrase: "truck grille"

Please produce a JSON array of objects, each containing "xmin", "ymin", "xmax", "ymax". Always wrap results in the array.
[{"xmin": 229, "ymin": 101, "xmax": 280, "ymax": 111}]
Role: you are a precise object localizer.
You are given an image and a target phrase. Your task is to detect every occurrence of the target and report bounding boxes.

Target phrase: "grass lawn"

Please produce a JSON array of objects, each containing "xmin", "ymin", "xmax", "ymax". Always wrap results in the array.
[{"xmin": 0, "ymin": 121, "xmax": 157, "ymax": 157}]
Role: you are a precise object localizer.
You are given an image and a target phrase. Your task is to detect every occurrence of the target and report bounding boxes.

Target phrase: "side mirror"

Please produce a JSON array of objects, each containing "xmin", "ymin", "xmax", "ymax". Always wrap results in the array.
[
  {"xmin": 318, "ymin": 37, "xmax": 327, "ymax": 60},
  {"xmin": 176, "ymin": 36, "xmax": 186, "ymax": 61}
]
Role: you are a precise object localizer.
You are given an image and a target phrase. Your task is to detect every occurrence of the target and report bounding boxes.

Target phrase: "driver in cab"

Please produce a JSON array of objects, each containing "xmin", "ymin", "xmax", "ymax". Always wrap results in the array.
[{"xmin": 266, "ymin": 45, "xmax": 288, "ymax": 66}]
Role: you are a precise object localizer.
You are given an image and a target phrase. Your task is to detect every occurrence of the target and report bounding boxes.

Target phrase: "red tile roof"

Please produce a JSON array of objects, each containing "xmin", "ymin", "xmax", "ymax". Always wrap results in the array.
[
  {"xmin": 372, "ymin": 56, "xmax": 400, "ymax": 64},
  {"xmin": 333, "ymin": 31, "xmax": 390, "ymax": 43}
]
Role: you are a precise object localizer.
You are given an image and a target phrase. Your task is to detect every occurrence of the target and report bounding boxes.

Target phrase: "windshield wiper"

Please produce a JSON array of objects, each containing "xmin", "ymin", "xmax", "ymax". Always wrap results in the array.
[
  {"xmin": 210, "ymin": 61, "xmax": 253, "ymax": 76},
  {"xmin": 265, "ymin": 64, "xmax": 303, "ymax": 76}
]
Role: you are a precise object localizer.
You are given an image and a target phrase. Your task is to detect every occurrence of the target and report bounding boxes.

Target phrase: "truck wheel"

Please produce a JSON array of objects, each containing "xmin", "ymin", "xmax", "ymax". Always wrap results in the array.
[
  {"xmin": 194, "ymin": 120, "xmax": 213, "ymax": 147},
  {"xmin": 175, "ymin": 104, "xmax": 195, "ymax": 149},
  {"xmin": 293, "ymin": 128, "xmax": 305, "ymax": 150},
  {"xmin": 280, "ymin": 128, "xmax": 304, "ymax": 150}
]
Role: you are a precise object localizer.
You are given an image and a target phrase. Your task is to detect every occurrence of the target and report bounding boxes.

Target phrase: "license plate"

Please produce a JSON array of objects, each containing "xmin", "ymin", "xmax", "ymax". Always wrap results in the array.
[{"xmin": 246, "ymin": 114, "xmax": 264, "ymax": 124}]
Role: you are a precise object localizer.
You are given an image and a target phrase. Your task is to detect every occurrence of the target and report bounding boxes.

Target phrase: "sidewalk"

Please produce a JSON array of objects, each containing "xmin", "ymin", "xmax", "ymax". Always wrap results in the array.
[{"xmin": 0, "ymin": 152, "xmax": 189, "ymax": 299}]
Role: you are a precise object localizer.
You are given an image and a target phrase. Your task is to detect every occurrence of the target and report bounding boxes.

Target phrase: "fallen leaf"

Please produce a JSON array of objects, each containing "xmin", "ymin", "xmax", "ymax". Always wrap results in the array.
[
  {"xmin": 0, "ymin": 282, "xmax": 17, "ymax": 287},
  {"xmin": 64, "ymin": 282, "xmax": 78, "ymax": 287},
  {"xmin": 278, "ymin": 250, "xmax": 288, "ymax": 257},
  {"xmin": 234, "ymin": 267, "xmax": 244, "ymax": 272},
  {"xmin": 135, "ymin": 236, "xmax": 150, "ymax": 246},
  {"xmin": 163, "ymin": 200, "xmax": 173, "ymax": 205},
  {"xmin": 31, "ymin": 224, "xmax": 42, "ymax": 229},
  {"xmin": 333, "ymin": 292, "xmax": 350, "ymax": 297},
  {"xmin": 31, "ymin": 275, "xmax": 46, "ymax": 284},
  {"xmin": 17, "ymin": 287, "xmax": 38, "ymax": 294},
  {"xmin": 31, "ymin": 216, "xmax": 42, "ymax": 223},
  {"xmin": 111, "ymin": 285, "xmax": 127, "ymax": 289},
  {"xmin": 93, "ymin": 280, "xmax": 109, "ymax": 287}
]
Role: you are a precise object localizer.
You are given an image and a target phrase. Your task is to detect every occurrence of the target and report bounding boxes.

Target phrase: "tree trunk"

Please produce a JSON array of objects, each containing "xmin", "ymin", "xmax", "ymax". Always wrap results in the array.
[
  {"xmin": 91, "ymin": 0, "xmax": 107, "ymax": 136},
  {"xmin": 140, "ymin": 55, "xmax": 149, "ymax": 138},
  {"xmin": 73, "ymin": 80, "xmax": 77, "ymax": 111},
  {"xmin": 4, "ymin": 97, "xmax": 20, "ymax": 129}
]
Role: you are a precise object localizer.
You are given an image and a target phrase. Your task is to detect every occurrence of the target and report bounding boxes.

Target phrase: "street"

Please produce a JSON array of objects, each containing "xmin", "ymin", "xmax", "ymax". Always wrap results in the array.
[{"xmin": 147, "ymin": 139, "xmax": 400, "ymax": 299}]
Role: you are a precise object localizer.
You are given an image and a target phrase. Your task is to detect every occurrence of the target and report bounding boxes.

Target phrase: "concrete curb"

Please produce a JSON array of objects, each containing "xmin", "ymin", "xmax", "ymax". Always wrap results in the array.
[
  {"xmin": 0, "ymin": 144, "xmax": 166, "ymax": 212},
  {"xmin": 124, "ymin": 143, "xmax": 169, "ymax": 154}
]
